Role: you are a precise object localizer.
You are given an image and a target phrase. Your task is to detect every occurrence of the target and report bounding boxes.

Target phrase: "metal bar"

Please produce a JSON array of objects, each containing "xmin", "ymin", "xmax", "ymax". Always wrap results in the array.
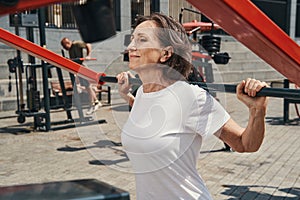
[
  {"xmin": 190, "ymin": 82, "xmax": 300, "ymax": 100},
  {"xmin": 56, "ymin": 66, "xmax": 73, "ymax": 120},
  {"xmin": 283, "ymin": 79, "xmax": 290, "ymax": 123},
  {"xmin": 100, "ymin": 76, "xmax": 142, "ymax": 85},
  {"xmin": 99, "ymin": 76, "xmax": 300, "ymax": 100},
  {"xmin": 12, "ymin": 14, "xmax": 25, "ymax": 112},
  {"xmin": 39, "ymin": 7, "xmax": 51, "ymax": 131},
  {"xmin": 181, "ymin": 7, "xmax": 202, "ymax": 15},
  {"xmin": 14, "ymin": 63, "xmax": 20, "ymax": 113}
]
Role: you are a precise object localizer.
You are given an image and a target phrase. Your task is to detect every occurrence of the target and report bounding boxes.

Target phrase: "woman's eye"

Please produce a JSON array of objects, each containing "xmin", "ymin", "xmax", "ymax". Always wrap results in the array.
[{"xmin": 139, "ymin": 37, "xmax": 147, "ymax": 42}]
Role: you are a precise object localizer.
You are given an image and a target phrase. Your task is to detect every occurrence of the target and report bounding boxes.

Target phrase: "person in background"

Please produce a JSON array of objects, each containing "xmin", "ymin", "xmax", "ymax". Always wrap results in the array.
[
  {"xmin": 61, "ymin": 37, "xmax": 101, "ymax": 115},
  {"xmin": 116, "ymin": 13, "xmax": 269, "ymax": 200}
]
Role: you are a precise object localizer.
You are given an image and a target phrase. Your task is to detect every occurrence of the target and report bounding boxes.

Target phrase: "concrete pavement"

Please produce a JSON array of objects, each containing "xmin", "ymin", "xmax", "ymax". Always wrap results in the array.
[{"xmin": 0, "ymin": 90, "xmax": 299, "ymax": 200}]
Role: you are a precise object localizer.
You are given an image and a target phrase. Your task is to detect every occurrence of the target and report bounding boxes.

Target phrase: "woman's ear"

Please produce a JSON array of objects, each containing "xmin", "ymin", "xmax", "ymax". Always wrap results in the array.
[{"xmin": 160, "ymin": 46, "xmax": 174, "ymax": 62}]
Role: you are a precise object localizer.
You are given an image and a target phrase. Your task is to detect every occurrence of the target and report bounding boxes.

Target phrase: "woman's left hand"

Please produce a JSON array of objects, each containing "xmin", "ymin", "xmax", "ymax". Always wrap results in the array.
[{"xmin": 236, "ymin": 78, "xmax": 269, "ymax": 110}]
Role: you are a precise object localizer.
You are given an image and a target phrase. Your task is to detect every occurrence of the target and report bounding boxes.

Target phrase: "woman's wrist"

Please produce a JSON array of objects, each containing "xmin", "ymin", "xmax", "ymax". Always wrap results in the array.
[
  {"xmin": 120, "ymin": 92, "xmax": 134, "ymax": 102},
  {"xmin": 249, "ymin": 107, "xmax": 266, "ymax": 119}
]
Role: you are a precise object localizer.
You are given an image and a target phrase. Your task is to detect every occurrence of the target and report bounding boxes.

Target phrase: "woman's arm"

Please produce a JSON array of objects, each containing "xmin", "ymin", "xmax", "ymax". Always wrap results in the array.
[{"xmin": 216, "ymin": 78, "xmax": 269, "ymax": 152}]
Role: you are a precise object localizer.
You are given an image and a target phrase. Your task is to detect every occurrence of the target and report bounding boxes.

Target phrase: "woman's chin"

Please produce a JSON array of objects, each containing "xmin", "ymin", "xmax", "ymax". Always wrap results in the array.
[
  {"xmin": 128, "ymin": 63, "xmax": 143, "ymax": 71},
  {"xmin": 128, "ymin": 64, "xmax": 137, "ymax": 71}
]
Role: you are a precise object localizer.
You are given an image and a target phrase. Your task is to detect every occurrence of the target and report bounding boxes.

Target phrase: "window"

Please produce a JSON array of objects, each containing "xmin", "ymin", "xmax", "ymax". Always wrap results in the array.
[
  {"xmin": 251, "ymin": 0, "xmax": 290, "ymax": 34},
  {"xmin": 45, "ymin": 3, "xmax": 77, "ymax": 28},
  {"xmin": 296, "ymin": 0, "xmax": 300, "ymax": 37},
  {"xmin": 131, "ymin": 0, "xmax": 145, "ymax": 25}
]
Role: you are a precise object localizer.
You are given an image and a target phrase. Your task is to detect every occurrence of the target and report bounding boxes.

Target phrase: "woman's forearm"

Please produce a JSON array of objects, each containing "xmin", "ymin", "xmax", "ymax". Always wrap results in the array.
[
  {"xmin": 241, "ymin": 107, "xmax": 266, "ymax": 152},
  {"xmin": 120, "ymin": 92, "xmax": 135, "ymax": 107}
]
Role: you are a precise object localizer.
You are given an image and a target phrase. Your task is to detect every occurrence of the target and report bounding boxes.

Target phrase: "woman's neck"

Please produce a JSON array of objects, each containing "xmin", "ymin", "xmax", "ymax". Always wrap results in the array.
[{"xmin": 137, "ymin": 70, "xmax": 175, "ymax": 93}]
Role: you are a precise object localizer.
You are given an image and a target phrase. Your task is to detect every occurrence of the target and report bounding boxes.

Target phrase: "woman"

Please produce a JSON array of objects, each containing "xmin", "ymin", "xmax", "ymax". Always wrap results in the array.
[{"xmin": 117, "ymin": 13, "xmax": 268, "ymax": 200}]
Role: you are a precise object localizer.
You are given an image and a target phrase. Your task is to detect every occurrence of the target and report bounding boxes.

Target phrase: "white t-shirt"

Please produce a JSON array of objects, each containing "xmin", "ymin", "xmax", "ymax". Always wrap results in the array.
[{"xmin": 121, "ymin": 81, "xmax": 230, "ymax": 200}]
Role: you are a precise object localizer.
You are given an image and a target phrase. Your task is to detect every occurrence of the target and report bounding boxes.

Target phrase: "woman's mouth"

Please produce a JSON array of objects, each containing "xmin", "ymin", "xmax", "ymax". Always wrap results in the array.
[{"xmin": 130, "ymin": 55, "xmax": 140, "ymax": 58}]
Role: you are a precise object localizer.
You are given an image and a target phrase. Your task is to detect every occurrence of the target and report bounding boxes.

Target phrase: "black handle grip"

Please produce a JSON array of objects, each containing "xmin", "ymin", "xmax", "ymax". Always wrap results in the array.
[
  {"xmin": 100, "ymin": 76, "xmax": 300, "ymax": 100},
  {"xmin": 100, "ymin": 76, "xmax": 118, "ymax": 83},
  {"xmin": 190, "ymin": 82, "xmax": 300, "ymax": 100},
  {"xmin": 100, "ymin": 76, "xmax": 142, "ymax": 85}
]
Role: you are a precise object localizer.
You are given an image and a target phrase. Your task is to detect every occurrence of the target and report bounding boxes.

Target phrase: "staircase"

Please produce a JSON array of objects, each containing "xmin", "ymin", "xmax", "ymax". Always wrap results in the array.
[{"xmin": 213, "ymin": 36, "xmax": 285, "ymax": 84}]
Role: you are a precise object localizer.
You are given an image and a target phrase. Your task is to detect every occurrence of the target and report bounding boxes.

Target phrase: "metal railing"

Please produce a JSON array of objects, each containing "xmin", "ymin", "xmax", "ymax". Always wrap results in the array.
[{"xmin": 45, "ymin": 3, "xmax": 77, "ymax": 29}]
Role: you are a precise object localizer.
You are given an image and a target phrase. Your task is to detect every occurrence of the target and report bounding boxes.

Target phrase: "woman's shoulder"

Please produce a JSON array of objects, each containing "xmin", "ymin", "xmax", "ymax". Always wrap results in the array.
[
  {"xmin": 176, "ymin": 81, "xmax": 207, "ymax": 94},
  {"xmin": 172, "ymin": 81, "xmax": 209, "ymax": 105}
]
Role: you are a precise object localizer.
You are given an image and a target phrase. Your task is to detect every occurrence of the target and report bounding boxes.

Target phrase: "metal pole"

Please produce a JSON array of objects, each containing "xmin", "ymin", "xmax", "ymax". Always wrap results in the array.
[
  {"xmin": 38, "ymin": 7, "xmax": 51, "ymax": 131},
  {"xmin": 283, "ymin": 79, "xmax": 290, "ymax": 123},
  {"xmin": 55, "ymin": 67, "xmax": 73, "ymax": 120},
  {"xmin": 14, "ymin": 13, "xmax": 25, "ymax": 112},
  {"xmin": 26, "ymin": 27, "xmax": 36, "ymax": 64}
]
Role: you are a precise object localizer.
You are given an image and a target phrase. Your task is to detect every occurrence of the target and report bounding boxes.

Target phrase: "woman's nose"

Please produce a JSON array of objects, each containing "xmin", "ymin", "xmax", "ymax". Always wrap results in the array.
[{"xmin": 127, "ymin": 40, "xmax": 137, "ymax": 51}]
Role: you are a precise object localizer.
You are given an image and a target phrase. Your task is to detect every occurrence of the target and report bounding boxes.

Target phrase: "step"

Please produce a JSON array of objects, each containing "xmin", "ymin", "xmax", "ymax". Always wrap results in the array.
[
  {"xmin": 215, "ymin": 60, "xmax": 274, "ymax": 72},
  {"xmin": 0, "ymin": 78, "xmax": 74, "ymax": 98},
  {"xmin": 0, "ymin": 48, "xmax": 17, "ymax": 64},
  {"xmin": 225, "ymin": 51, "xmax": 261, "ymax": 61},
  {"xmin": 0, "ymin": 65, "xmax": 10, "ymax": 80},
  {"xmin": 0, "ymin": 48, "xmax": 36, "ymax": 67},
  {"xmin": 0, "ymin": 97, "xmax": 18, "ymax": 111},
  {"xmin": 213, "ymin": 69, "xmax": 285, "ymax": 84},
  {"xmin": 220, "ymin": 41, "xmax": 249, "ymax": 52},
  {"xmin": 0, "ymin": 79, "xmax": 24, "ymax": 98}
]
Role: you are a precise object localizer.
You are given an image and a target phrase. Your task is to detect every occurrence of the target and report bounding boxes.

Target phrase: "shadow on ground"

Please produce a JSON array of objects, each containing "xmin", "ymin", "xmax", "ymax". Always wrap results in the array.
[
  {"xmin": 57, "ymin": 139, "xmax": 129, "ymax": 166},
  {"xmin": 221, "ymin": 184, "xmax": 300, "ymax": 199},
  {"xmin": 266, "ymin": 116, "xmax": 299, "ymax": 126}
]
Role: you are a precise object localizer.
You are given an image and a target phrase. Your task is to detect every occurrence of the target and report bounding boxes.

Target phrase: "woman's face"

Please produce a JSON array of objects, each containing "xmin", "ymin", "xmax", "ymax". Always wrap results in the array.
[{"xmin": 127, "ymin": 20, "xmax": 164, "ymax": 71}]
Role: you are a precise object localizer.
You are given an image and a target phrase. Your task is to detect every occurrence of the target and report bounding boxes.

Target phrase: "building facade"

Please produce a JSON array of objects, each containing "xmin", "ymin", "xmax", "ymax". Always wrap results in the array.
[
  {"xmin": 0, "ymin": 0, "xmax": 299, "ymax": 63},
  {"xmin": 252, "ymin": 0, "xmax": 300, "ymax": 40},
  {"xmin": 1, "ymin": 0, "xmax": 299, "ymax": 42}
]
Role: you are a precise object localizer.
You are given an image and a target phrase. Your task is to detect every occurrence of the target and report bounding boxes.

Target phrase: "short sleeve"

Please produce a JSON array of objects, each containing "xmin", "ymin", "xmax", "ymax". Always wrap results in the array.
[
  {"xmin": 73, "ymin": 40, "xmax": 87, "ymax": 48},
  {"xmin": 185, "ymin": 88, "xmax": 230, "ymax": 138}
]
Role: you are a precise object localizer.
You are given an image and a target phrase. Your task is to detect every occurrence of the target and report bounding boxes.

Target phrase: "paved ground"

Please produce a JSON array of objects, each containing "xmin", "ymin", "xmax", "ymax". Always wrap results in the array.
[{"xmin": 0, "ymin": 89, "xmax": 299, "ymax": 200}]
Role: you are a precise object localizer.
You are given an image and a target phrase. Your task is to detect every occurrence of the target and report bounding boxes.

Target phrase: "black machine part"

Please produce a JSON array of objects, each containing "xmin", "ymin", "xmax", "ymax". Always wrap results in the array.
[
  {"xmin": 72, "ymin": 0, "xmax": 116, "ymax": 43},
  {"xmin": 0, "ymin": 0, "xmax": 18, "ymax": 6}
]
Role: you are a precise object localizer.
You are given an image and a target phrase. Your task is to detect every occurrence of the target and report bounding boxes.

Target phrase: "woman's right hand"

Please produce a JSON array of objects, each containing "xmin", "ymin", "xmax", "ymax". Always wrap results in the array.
[
  {"xmin": 117, "ymin": 71, "xmax": 132, "ymax": 94},
  {"xmin": 116, "ymin": 71, "xmax": 135, "ymax": 104}
]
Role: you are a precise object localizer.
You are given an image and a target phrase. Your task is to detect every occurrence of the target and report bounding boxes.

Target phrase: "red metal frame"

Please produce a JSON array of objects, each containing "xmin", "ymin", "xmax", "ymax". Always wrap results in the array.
[
  {"xmin": 0, "ymin": 0, "xmax": 299, "ymax": 85},
  {"xmin": 0, "ymin": 28, "xmax": 102, "ymax": 83},
  {"xmin": 182, "ymin": 21, "xmax": 221, "ymax": 32},
  {"xmin": 0, "ymin": 0, "xmax": 74, "ymax": 16},
  {"xmin": 187, "ymin": 0, "xmax": 300, "ymax": 85}
]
